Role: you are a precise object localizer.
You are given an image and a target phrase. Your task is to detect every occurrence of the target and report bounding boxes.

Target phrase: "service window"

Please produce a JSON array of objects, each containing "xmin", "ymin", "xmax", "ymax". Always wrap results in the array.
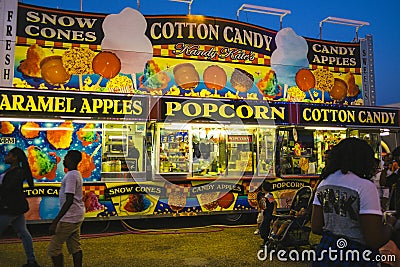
[
  {"xmin": 257, "ymin": 127, "xmax": 276, "ymax": 176},
  {"xmin": 192, "ymin": 126, "xmax": 226, "ymax": 177},
  {"xmin": 102, "ymin": 122, "xmax": 146, "ymax": 181}
]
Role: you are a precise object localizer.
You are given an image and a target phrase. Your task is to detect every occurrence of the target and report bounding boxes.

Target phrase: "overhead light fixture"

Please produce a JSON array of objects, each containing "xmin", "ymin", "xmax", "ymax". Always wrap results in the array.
[
  {"xmin": 319, "ymin": 16, "xmax": 369, "ymax": 41},
  {"xmin": 169, "ymin": 0, "xmax": 194, "ymax": 15},
  {"xmin": 236, "ymin": 4, "xmax": 291, "ymax": 29}
]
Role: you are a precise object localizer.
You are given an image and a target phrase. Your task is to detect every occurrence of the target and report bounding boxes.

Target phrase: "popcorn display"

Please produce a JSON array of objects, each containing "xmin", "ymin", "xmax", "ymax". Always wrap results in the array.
[
  {"xmin": 313, "ymin": 68, "xmax": 334, "ymax": 102},
  {"xmin": 287, "ymin": 86, "xmax": 306, "ymax": 102},
  {"xmin": 62, "ymin": 47, "xmax": 96, "ymax": 89}
]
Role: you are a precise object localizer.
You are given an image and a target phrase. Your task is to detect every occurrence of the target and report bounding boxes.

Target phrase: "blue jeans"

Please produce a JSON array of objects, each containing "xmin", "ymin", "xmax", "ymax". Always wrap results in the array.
[{"xmin": 0, "ymin": 214, "xmax": 36, "ymax": 262}]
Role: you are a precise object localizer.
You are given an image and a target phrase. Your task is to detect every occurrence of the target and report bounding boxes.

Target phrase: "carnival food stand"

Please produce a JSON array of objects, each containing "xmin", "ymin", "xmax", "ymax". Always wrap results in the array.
[{"xmin": 0, "ymin": 1, "xmax": 398, "ymax": 222}]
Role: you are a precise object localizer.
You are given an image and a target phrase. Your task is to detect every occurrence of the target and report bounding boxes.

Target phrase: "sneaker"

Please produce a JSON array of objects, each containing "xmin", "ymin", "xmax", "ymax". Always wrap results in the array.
[
  {"xmin": 22, "ymin": 260, "xmax": 40, "ymax": 267},
  {"xmin": 254, "ymin": 229, "xmax": 260, "ymax": 235}
]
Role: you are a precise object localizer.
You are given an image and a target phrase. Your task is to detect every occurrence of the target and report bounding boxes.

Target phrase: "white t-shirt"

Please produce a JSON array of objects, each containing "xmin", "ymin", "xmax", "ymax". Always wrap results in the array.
[
  {"xmin": 313, "ymin": 170, "xmax": 382, "ymax": 244},
  {"xmin": 59, "ymin": 170, "xmax": 84, "ymax": 223}
]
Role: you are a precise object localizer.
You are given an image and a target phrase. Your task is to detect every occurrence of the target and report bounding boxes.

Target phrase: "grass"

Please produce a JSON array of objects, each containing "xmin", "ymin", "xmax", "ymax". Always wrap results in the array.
[{"xmin": 0, "ymin": 219, "xmax": 316, "ymax": 267}]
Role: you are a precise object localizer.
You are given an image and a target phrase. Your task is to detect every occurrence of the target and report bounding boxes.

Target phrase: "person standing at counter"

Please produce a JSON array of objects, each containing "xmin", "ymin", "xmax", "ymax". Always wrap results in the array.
[
  {"xmin": 381, "ymin": 147, "xmax": 400, "ymax": 212},
  {"xmin": 0, "ymin": 147, "xmax": 40, "ymax": 267},
  {"xmin": 311, "ymin": 138, "xmax": 396, "ymax": 267},
  {"xmin": 259, "ymin": 182, "xmax": 277, "ymax": 246},
  {"xmin": 48, "ymin": 150, "xmax": 84, "ymax": 267}
]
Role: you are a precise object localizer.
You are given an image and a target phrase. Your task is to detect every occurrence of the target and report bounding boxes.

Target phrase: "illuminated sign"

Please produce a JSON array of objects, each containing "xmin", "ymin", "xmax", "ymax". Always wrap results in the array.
[
  {"xmin": 0, "ymin": 89, "xmax": 147, "ymax": 119},
  {"xmin": 11, "ymin": 3, "xmax": 365, "ymax": 105},
  {"xmin": 160, "ymin": 97, "xmax": 289, "ymax": 124}
]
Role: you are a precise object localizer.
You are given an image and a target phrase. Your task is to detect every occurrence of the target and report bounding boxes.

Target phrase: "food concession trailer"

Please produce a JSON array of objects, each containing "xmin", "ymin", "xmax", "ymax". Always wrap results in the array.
[{"xmin": 0, "ymin": 2, "xmax": 398, "ymax": 223}]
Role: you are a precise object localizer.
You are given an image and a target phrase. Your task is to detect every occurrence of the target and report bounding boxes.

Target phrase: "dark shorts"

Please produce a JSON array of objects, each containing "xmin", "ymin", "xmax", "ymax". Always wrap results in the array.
[{"xmin": 312, "ymin": 231, "xmax": 379, "ymax": 267}]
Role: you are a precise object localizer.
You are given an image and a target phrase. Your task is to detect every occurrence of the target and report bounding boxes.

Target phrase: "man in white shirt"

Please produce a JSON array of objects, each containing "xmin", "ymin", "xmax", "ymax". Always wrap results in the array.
[{"xmin": 48, "ymin": 150, "xmax": 84, "ymax": 267}]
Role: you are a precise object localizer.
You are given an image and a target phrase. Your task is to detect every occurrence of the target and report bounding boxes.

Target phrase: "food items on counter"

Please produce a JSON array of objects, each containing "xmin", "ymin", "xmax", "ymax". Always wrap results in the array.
[
  {"xmin": 83, "ymin": 191, "xmax": 104, "ymax": 212},
  {"xmin": 203, "ymin": 65, "xmax": 227, "ymax": 94},
  {"xmin": 46, "ymin": 121, "xmax": 74, "ymax": 149},
  {"xmin": 27, "ymin": 146, "xmax": 60, "ymax": 180},
  {"xmin": 21, "ymin": 122, "xmax": 40, "ymax": 139},
  {"xmin": 19, "ymin": 44, "xmax": 46, "ymax": 78},
  {"xmin": 0, "ymin": 121, "xmax": 15, "ymax": 135},
  {"xmin": 256, "ymin": 69, "xmax": 280, "ymax": 97},
  {"xmin": 40, "ymin": 56, "xmax": 71, "ymax": 86},
  {"xmin": 329, "ymin": 78, "xmax": 348, "ymax": 101},
  {"xmin": 173, "ymin": 63, "xmax": 199, "ymax": 90},
  {"xmin": 294, "ymin": 142, "xmax": 302, "ymax": 156},
  {"xmin": 230, "ymin": 68, "xmax": 254, "ymax": 93},
  {"xmin": 139, "ymin": 60, "xmax": 170, "ymax": 91},
  {"xmin": 217, "ymin": 192, "xmax": 234, "ymax": 209},
  {"xmin": 299, "ymin": 157, "xmax": 309, "ymax": 173},
  {"xmin": 343, "ymin": 72, "xmax": 359, "ymax": 97}
]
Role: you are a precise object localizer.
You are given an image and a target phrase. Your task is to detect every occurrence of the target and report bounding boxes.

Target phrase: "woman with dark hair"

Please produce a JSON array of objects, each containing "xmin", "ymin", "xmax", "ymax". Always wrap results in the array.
[
  {"xmin": 311, "ymin": 138, "xmax": 396, "ymax": 267},
  {"xmin": 0, "ymin": 147, "xmax": 39, "ymax": 267}
]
